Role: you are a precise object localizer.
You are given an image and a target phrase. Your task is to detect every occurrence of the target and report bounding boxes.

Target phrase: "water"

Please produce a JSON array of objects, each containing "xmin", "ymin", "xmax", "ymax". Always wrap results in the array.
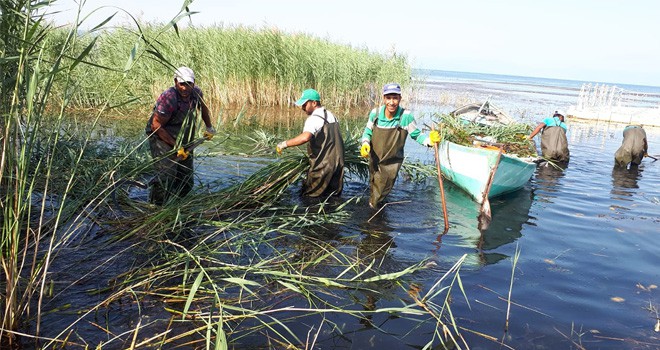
[{"xmin": 37, "ymin": 70, "xmax": 660, "ymax": 349}]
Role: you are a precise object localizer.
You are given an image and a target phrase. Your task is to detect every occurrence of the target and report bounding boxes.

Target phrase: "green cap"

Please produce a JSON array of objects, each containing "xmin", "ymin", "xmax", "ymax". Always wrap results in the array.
[{"xmin": 295, "ymin": 89, "xmax": 320, "ymax": 106}]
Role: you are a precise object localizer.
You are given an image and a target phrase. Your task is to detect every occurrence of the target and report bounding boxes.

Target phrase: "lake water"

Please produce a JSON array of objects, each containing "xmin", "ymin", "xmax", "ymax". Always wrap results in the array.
[
  {"xmin": 369, "ymin": 70, "xmax": 660, "ymax": 349},
  {"xmin": 37, "ymin": 70, "xmax": 660, "ymax": 349}
]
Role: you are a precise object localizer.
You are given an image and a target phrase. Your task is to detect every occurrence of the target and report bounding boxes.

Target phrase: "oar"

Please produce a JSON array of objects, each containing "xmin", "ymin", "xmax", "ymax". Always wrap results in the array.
[
  {"xmin": 645, "ymin": 153, "xmax": 658, "ymax": 161},
  {"xmin": 478, "ymin": 147, "xmax": 503, "ymax": 231},
  {"xmin": 432, "ymin": 123, "xmax": 449, "ymax": 234}
]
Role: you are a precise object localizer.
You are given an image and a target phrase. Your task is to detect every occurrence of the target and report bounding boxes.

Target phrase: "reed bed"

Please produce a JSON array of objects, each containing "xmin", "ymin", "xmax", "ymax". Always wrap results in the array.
[
  {"xmin": 2, "ymin": 2, "xmax": 467, "ymax": 348},
  {"xmin": 45, "ymin": 23, "xmax": 411, "ymax": 119}
]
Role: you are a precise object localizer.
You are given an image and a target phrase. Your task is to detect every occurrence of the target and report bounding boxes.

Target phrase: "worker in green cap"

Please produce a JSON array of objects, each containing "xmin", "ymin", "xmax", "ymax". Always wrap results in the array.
[
  {"xmin": 276, "ymin": 88, "xmax": 345, "ymax": 197},
  {"xmin": 360, "ymin": 83, "xmax": 441, "ymax": 208}
]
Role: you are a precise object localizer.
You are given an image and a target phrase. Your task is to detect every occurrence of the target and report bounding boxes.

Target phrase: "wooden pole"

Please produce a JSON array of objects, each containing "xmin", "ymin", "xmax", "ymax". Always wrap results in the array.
[
  {"xmin": 432, "ymin": 124, "xmax": 449, "ymax": 234},
  {"xmin": 478, "ymin": 148, "xmax": 502, "ymax": 231}
]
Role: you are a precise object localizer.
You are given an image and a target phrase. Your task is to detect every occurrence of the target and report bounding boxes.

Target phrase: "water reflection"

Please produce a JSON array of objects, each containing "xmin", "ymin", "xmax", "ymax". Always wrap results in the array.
[
  {"xmin": 351, "ymin": 212, "xmax": 398, "ymax": 330},
  {"xmin": 610, "ymin": 165, "xmax": 643, "ymax": 199},
  {"xmin": 533, "ymin": 161, "xmax": 567, "ymax": 201},
  {"xmin": 476, "ymin": 188, "xmax": 534, "ymax": 265}
]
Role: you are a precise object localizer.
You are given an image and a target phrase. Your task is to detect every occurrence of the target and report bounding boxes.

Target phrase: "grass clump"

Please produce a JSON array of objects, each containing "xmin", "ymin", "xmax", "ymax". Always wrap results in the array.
[{"xmin": 434, "ymin": 113, "xmax": 537, "ymax": 158}]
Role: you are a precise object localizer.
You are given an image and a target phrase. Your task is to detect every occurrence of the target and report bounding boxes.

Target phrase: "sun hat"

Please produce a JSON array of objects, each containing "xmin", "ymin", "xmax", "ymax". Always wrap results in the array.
[
  {"xmin": 295, "ymin": 89, "xmax": 321, "ymax": 106},
  {"xmin": 382, "ymin": 82, "xmax": 402, "ymax": 95},
  {"xmin": 174, "ymin": 66, "xmax": 195, "ymax": 83}
]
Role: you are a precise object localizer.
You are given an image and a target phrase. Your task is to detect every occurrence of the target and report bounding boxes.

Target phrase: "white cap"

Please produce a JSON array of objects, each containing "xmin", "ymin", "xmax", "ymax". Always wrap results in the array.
[{"xmin": 174, "ymin": 66, "xmax": 195, "ymax": 83}]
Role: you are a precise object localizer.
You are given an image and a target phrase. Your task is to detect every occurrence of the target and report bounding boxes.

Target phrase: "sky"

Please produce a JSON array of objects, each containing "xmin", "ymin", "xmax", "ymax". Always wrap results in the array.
[{"xmin": 48, "ymin": 0, "xmax": 660, "ymax": 87}]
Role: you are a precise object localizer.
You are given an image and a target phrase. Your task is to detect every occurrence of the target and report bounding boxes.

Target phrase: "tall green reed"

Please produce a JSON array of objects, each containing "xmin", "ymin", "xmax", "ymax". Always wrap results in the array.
[
  {"xmin": 0, "ymin": 0, "xmax": 200, "ymax": 346},
  {"xmin": 45, "ymin": 23, "xmax": 411, "ymax": 118}
]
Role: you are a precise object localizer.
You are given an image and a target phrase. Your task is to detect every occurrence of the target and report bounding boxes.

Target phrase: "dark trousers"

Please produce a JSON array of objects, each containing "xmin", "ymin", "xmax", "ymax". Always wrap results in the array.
[{"xmin": 148, "ymin": 137, "xmax": 194, "ymax": 205}]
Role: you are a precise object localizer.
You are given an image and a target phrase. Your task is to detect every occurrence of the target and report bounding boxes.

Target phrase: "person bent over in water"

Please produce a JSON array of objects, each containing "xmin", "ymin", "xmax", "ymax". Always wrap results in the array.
[
  {"xmin": 528, "ymin": 111, "xmax": 569, "ymax": 162},
  {"xmin": 614, "ymin": 125, "xmax": 647, "ymax": 168}
]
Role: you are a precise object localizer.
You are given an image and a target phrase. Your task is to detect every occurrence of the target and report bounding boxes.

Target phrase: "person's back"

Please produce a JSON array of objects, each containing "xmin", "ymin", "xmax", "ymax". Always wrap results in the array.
[
  {"xmin": 531, "ymin": 112, "xmax": 569, "ymax": 162},
  {"xmin": 614, "ymin": 125, "xmax": 647, "ymax": 168}
]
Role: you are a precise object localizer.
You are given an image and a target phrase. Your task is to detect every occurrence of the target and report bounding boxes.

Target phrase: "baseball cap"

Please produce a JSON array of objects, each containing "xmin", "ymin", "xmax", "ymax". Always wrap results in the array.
[
  {"xmin": 295, "ymin": 89, "xmax": 321, "ymax": 106},
  {"xmin": 174, "ymin": 66, "xmax": 195, "ymax": 83},
  {"xmin": 382, "ymin": 82, "xmax": 401, "ymax": 95}
]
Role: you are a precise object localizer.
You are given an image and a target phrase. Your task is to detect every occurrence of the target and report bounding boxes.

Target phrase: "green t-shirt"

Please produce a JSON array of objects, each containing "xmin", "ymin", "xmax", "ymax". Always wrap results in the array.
[{"xmin": 361, "ymin": 106, "xmax": 428, "ymax": 146}]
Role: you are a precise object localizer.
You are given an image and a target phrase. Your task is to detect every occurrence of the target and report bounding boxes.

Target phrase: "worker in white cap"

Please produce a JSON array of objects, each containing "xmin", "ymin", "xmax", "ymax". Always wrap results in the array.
[{"xmin": 145, "ymin": 66, "xmax": 216, "ymax": 204}]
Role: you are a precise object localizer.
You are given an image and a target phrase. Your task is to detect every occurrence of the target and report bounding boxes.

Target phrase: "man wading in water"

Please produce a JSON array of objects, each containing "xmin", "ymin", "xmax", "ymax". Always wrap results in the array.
[
  {"xmin": 614, "ymin": 124, "xmax": 648, "ymax": 168},
  {"xmin": 145, "ymin": 66, "xmax": 216, "ymax": 205},
  {"xmin": 276, "ymin": 88, "xmax": 345, "ymax": 197},
  {"xmin": 359, "ymin": 83, "xmax": 441, "ymax": 209},
  {"xmin": 528, "ymin": 110, "xmax": 570, "ymax": 163}
]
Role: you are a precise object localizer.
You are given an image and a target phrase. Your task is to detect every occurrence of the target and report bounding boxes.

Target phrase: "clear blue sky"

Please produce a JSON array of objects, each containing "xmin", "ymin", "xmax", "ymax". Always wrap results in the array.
[{"xmin": 49, "ymin": 0, "xmax": 660, "ymax": 87}]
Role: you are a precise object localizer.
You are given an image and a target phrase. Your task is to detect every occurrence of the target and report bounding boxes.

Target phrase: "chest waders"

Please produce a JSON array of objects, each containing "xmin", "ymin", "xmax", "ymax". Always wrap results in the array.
[
  {"xmin": 541, "ymin": 125, "xmax": 569, "ymax": 163},
  {"xmin": 304, "ymin": 109, "xmax": 345, "ymax": 197},
  {"xmin": 615, "ymin": 126, "xmax": 647, "ymax": 167},
  {"xmin": 368, "ymin": 113, "xmax": 408, "ymax": 208},
  {"xmin": 147, "ymin": 100, "xmax": 197, "ymax": 205}
]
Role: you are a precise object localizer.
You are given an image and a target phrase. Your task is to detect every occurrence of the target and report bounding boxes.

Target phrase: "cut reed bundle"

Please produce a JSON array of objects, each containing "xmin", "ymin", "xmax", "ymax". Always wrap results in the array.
[{"xmin": 435, "ymin": 113, "xmax": 536, "ymax": 157}]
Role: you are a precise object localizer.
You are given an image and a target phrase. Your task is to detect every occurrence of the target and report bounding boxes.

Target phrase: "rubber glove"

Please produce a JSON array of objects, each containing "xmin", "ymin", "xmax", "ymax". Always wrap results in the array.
[
  {"xmin": 429, "ymin": 130, "xmax": 441, "ymax": 144},
  {"xmin": 360, "ymin": 142, "xmax": 370, "ymax": 158},
  {"xmin": 276, "ymin": 141, "xmax": 288, "ymax": 154},
  {"xmin": 203, "ymin": 126, "xmax": 216, "ymax": 140},
  {"xmin": 177, "ymin": 147, "xmax": 189, "ymax": 160}
]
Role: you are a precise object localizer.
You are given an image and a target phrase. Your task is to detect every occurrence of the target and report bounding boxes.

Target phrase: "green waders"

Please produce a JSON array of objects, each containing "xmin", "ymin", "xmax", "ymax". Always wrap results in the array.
[
  {"xmin": 541, "ymin": 126, "xmax": 570, "ymax": 162},
  {"xmin": 368, "ymin": 118, "xmax": 408, "ymax": 208},
  {"xmin": 614, "ymin": 126, "xmax": 647, "ymax": 167},
  {"xmin": 304, "ymin": 109, "xmax": 345, "ymax": 197}
]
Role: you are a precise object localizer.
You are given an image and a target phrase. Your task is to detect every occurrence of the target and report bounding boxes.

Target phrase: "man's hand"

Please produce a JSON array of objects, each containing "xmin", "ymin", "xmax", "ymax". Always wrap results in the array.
[
  {"xmin": 429, "ymin": 130, "xmax": 441, "ymax": 144},
  {"xmin": 177, "ymin": 147, "xmax": 190, "ymax": 160},
  {"xmin": 276, "ymin": 141, "xmax": 288, "ymax": 155},
  {"xmin": 204, "ymin": 126, "xmax": 216, "ymax": 140},
  {"xmin": 360, "ymin": 142, "xmax": 370, "ymax": 158}
]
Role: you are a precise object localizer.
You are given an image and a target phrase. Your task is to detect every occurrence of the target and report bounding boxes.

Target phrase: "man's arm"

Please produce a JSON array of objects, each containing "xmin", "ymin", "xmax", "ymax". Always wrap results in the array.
[
  {"xmin": 528, "ymin": 122, "xmax": 546, "ymax": 139},
  {"xmin": 283, "ymin": 132, "xmax": 313, "ymax": 148},
  {"xmin": 151, "ymin": 112, "xmax": 176, "ymax": 147}
]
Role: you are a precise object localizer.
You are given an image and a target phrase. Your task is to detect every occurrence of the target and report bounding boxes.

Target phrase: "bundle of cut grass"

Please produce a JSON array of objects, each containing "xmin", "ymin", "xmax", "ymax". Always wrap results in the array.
[{"xmin": 436, "ymin": 114, "xmax": 537, "ymax": 157}]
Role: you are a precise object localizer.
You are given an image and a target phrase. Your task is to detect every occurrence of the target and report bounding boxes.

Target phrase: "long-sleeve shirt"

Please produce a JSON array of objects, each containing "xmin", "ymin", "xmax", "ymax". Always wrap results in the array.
[{"xmin": 360, "ymin": 106, "xmax": 429, "ymax": 146}]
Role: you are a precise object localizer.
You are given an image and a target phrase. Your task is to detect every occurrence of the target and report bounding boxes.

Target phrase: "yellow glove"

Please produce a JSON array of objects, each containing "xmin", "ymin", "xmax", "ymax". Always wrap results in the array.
[
  {"xmin": 203, "ymin": 126, "xmax": 216, "ymax": 140},
  {"xmin": 177, "ymin": 147, "xmax": 189, "ymax": 160},
  {"xmin": 429, "ymin": 130, "xmax": 441, "ymax": 144},
  {"xmin": 360, "ymin": 142, "xmax": 370, "ymax": 158},
  {"xmin": 276, "ymin": 141, "xmax": 287, "ymax": 155}
]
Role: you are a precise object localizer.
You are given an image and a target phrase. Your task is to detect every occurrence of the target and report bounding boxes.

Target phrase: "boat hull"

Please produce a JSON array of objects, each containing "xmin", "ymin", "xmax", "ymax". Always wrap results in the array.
[{"xmin": 437, "ymin": 141, "xmax": 536, "ymax": 204}]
